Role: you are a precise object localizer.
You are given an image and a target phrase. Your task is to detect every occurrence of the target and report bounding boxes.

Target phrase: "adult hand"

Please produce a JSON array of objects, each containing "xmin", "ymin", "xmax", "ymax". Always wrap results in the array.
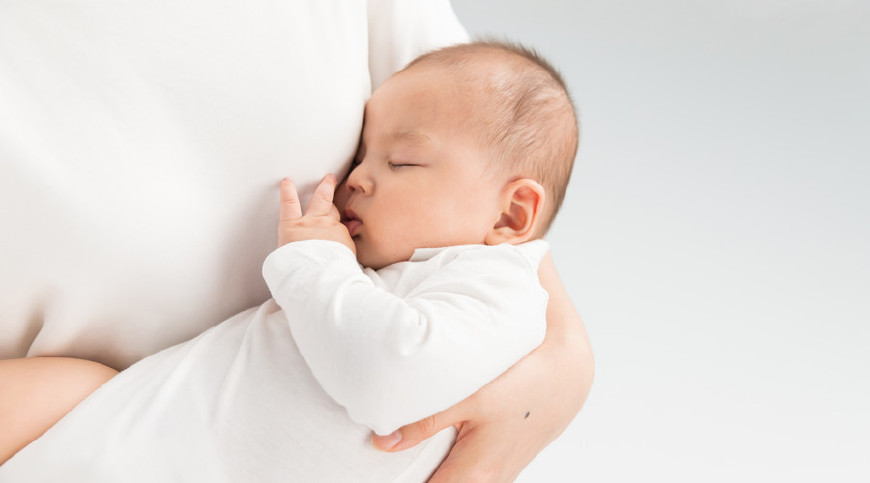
[
  {"xmin": 279, "ymin": 175, "xmax": 355, "ymax": 254},
  {"xmin": 371, "ymin": 253, "xmax": 594, "ymax": 482}
]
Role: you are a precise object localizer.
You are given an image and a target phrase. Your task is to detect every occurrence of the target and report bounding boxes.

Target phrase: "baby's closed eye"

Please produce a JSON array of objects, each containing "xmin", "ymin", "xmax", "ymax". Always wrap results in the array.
[{"xmin": 387, "ymin": 162, "xmax": 421, "ymax": 169}]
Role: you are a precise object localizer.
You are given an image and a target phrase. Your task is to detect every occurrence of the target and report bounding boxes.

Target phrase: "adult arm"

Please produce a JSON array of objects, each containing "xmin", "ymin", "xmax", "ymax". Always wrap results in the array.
[{"xmin": 373, "ymin": 252, "xmax": 594, "ymax": 482}]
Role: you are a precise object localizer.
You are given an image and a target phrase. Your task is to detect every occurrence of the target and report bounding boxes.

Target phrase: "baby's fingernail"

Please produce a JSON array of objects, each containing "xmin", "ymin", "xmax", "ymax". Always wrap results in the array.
[{"xmin": 372, "ymin": 431, "xmax": 402, "ymax": 451}]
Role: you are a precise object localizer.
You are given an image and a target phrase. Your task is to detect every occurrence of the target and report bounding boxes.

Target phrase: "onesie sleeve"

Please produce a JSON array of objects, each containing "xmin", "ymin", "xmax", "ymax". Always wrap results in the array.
[{"xmin": 263, "ymin": 241, "xmax": 548, "ymax": 436}]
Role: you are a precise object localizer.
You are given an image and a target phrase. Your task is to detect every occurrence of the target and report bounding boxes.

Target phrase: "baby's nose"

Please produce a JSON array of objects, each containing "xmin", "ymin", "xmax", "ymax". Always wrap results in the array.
[{"xmin": 345, "ymin": 168, "xmax": 372, "ymax": 195}]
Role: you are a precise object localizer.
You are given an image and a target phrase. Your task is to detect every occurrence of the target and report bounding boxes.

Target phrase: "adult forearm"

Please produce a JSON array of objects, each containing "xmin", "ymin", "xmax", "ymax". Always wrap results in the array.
[{"xmin": 538, "ymin": 252, "xmax": 595, "ymax": 420}]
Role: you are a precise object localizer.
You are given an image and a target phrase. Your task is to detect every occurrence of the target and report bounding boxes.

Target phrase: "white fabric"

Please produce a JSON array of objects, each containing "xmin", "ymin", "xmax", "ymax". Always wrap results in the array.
[
  {"xmin": 0, "ymin": 241, "xmax": 548, "ymax": 482},
  {"xmin": 0, "ymin": 0, "xmax": 468, "ymax": 370},
  {"xmin": 264, "ymin": 240, "xmax": 550, "ymax": 435}
]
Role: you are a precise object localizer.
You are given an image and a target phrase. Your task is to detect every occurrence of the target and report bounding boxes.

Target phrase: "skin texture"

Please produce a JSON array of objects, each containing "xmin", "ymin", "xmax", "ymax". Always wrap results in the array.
[{"xmin": 0, "ymin": 357, "xmax": 118, "ymax": 465}]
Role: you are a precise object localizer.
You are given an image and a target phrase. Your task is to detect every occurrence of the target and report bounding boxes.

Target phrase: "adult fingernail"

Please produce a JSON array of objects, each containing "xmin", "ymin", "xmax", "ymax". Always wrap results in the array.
[{"xmin": 372, "ymin": 430, "xmax": 402, "ymax": 451}]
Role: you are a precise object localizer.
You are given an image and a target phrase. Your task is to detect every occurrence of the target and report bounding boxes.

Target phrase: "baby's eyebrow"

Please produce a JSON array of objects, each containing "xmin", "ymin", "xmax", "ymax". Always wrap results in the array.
[{"xmin": 388, "ymin": 130, "xmax": 430, "ymax": 145}]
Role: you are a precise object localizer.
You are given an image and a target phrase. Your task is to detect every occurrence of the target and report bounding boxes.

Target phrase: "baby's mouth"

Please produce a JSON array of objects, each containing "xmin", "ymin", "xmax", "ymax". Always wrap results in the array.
[{"xmin": 341, "ymin": 209, "xmax": 362, "ymax": 238}]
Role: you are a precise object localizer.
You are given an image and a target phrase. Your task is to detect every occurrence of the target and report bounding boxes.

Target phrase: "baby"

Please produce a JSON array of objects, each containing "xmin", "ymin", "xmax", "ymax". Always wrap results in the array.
[{"xmin": 0, "ymin": 41, "xmax": 579, "ymax": 482}]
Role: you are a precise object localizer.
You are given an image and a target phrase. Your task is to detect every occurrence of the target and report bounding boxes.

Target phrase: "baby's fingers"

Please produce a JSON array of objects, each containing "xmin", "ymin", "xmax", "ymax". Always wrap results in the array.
[
  {"xmin": 280, "ymin": 178, "xmax": 303, "ymax": 221},
  {"xmin": 306, "ymin": 174, "xmax": 337, "ymax": 217}
]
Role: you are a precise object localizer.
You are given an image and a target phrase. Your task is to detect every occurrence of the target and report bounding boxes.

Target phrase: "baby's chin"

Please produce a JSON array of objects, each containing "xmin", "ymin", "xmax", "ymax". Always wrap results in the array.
[{"xmin": 355, "ymin": 245, "xmax": 412, "ymax": 270}]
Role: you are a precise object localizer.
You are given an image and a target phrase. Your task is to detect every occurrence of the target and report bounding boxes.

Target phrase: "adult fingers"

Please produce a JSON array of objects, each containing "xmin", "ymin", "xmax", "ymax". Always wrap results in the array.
[
  {"xmin": 306, "ymin": 174, "xmax": 337, "ymax": 217},
  {"xmin": 371, "ymin": 404, "xmax": 468, "ymax": 453},
  {"xmin": 279, "ymin": 178, "xmax": 303, "ymax": 221}
]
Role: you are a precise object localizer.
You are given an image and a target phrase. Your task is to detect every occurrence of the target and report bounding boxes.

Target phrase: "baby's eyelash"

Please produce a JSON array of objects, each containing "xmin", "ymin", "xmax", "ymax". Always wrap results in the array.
[{"xmin": 388, "ymin": 162, "xmax": 418, "ymax": 169}]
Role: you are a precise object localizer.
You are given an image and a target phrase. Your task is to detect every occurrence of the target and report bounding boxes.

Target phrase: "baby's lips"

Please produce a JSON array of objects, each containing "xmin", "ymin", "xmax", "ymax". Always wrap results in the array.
[
  {"xmin": 341, "ymin": 208, "xmax": 359, "ymax": 224},
  {"xmin": 341, "ymin": 208, "xmax": 362, "ymax": 236},
  {"xmin": 343, "ymin": 219, "xmax": 362, "ymax": 237}
]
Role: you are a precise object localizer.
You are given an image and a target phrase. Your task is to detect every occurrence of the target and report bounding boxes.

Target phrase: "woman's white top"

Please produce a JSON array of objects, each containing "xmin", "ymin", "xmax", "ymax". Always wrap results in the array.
[{"xmin": 0, "ymin": 0, "xmax": 468, "ymax": 369}]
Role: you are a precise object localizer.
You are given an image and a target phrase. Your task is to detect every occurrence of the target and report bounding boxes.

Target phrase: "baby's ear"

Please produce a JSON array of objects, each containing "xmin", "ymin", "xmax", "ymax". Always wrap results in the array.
[{"xmin": 485, "ymin": 179, "xmax": 546, "ymax": 245}]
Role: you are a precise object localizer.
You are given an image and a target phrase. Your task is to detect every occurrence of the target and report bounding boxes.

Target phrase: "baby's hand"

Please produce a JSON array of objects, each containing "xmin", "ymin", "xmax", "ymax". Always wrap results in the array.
[{"xmin": 278, "ymin": 175, "xmax": 356, "ymax": 255}]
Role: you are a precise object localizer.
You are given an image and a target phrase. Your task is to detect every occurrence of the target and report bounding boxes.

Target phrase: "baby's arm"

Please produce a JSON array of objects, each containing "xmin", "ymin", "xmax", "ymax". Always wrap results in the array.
[
  {"xmin": 0, "ymin": 357, "xmax": 117, "ymax": 465},
  {"xmin": 265, "ymin": 241, "xmax": 547, "ymax": 436},
  {"xmin": 266, "ymin": 177, "xmax": 547, "ymax": 436}
]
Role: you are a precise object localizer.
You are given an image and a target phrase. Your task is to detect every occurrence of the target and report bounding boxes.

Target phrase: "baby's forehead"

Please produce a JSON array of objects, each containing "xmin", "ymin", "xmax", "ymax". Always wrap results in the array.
[
  {"xmin": 407, "ymin": 57, "xmax": 504, "ymax": 92},
  {"xmin": 370, "ymin": 70, "xmax": 503, "ymax": 128}
]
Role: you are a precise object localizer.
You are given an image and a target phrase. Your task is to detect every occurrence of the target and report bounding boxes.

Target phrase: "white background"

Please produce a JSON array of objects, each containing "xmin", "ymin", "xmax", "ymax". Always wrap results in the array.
[{"xmin": 451, "ymin": 1, "xmax": 869, "ymax": 481}]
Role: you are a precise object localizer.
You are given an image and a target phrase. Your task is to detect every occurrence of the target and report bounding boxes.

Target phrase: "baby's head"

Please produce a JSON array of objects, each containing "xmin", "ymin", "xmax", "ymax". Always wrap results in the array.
[{"xmin": 336, "ymin": 41, "xmax": 579, "ymax": 269}]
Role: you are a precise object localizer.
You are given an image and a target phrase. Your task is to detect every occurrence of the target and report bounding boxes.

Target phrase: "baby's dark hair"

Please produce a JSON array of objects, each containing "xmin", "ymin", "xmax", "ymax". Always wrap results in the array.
[{"xmin": 404, "ymin": 40, "xmax": 579, "ymax": 235}]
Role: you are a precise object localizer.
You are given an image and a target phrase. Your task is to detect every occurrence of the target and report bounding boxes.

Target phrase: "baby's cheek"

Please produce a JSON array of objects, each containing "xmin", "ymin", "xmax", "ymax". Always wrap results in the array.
[{"xmin": 390, "ymin": 235, "xmax": 421, "ymax": 263}]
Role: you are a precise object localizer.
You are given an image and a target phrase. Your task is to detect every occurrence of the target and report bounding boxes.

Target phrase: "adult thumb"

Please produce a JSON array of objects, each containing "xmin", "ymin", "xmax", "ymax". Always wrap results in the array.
[{"xmin": 371, "ymin": 411, "xmax": 456, "ymax": 453}]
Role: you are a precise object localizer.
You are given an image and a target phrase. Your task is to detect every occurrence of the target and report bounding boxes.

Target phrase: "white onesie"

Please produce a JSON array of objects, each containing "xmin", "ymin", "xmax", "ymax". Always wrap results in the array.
[{"xmin": 0, "ymin": 241, "xmax": 548, "ymax": 482}]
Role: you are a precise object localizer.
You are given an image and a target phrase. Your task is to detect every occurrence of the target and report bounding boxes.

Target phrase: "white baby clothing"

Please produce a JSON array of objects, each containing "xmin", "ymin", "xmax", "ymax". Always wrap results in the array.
[
  {"xmin": 264, "ymin": 240, "xmax": 550, "ymax": 436},
  {"xmin": 0, "ymin": 241, "xmax": 548, "ymax": 482}
]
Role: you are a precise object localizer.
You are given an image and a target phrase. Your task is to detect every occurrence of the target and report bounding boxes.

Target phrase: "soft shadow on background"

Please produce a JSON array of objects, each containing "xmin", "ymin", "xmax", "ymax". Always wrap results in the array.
[{"xmin": 451, "ymin": 1, "xmax": 870, "ymax": 481}]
